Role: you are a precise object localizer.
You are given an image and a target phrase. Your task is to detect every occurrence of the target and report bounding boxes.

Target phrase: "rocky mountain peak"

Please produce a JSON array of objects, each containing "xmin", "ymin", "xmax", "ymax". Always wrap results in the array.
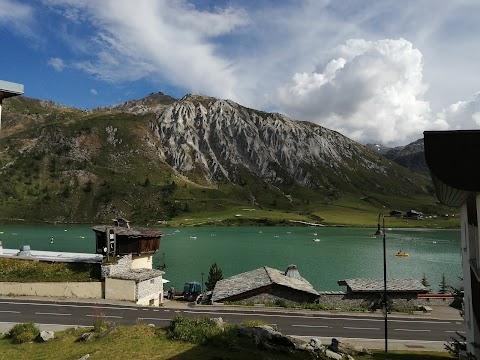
[
  {"xmin": 95, "ymin": 92, "xmax": 177, "ymax": 114},
  {"xmin": 148, "ymin": 96, "xmax": 416, "ymax": 193}
]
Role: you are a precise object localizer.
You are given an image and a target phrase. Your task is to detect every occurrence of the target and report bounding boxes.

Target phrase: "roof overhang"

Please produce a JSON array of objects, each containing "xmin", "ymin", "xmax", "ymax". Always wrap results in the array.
[
  {"xmin": 424, "ymin": 130, "xmax": 480, "ymax": 207},
  {"xmin": 0, "ymin": 80, "xmax": 24, "ymax": 101}
]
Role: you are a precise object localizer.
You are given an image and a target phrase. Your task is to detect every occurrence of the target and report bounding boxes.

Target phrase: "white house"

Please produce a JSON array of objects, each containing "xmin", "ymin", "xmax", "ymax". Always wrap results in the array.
[{"xmin": 424, "ymin": 130, "xmax": 480, "ymax": 358}]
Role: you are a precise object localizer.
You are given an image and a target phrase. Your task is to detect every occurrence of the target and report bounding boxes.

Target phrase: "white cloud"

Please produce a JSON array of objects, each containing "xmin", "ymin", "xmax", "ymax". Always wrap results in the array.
[
  {"xmin": 37, "ymin": 1, "xmax": 480, "ymax": 146},
  {"xmin": 47, "ymin": 57, "xmax": 66, "ymax": 71},
  {"xmin": 437, "ymin": 92, "xmax": 480, "ymax": 129},
  {"xmin": 48, "ymin": 0, "xmax": 249, "ymax": 101},
  {"xmin": 0, "ymin": 0, "xmax": 34, "ymax": 36},
  {"xmin": 90, "ymin": 88, "xmax": 98, "ymax": 96},
  {"xmin": 272, "ymin": 38, "xmax": 445, "ymax": 146},
  {"xmin": 0, "ymin": 0, "xmax": 32, "ymax": 22}
]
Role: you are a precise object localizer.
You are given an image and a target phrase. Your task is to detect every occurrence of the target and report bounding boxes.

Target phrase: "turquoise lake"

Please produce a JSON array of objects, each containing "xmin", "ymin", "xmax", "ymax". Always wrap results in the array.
[{"xmin": 0, "ymin": 225, "xmax": 462, "ymax": 293}]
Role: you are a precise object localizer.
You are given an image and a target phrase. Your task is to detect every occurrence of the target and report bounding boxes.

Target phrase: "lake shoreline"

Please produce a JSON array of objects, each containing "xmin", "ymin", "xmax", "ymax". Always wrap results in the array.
[{"xmin": 0, "ymin": 225, "xmax": 462, "ymax": 293}]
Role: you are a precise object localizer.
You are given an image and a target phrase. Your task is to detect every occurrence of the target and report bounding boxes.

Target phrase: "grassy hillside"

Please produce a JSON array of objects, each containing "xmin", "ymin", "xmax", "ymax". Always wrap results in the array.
[{"xmin": 0, "ymin": 96, "xmax": 458, "ymax": 227}]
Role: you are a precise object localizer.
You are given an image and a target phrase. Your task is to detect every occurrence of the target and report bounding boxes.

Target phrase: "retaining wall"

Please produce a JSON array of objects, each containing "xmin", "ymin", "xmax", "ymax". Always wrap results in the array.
[
  {"xmin": 0, "ymin": 281, "xmax": 103, "ymax": 299},
  {"xmin": 417, "ymin": 296, "xmax": 455, "ymax": 306},
  {"xmin": 317, "ymin": 292, "xmax": 420, "ymax": 309},
  {"xmin": 104, "ymin": 278, "xmax": 135, "ymax": 302}
]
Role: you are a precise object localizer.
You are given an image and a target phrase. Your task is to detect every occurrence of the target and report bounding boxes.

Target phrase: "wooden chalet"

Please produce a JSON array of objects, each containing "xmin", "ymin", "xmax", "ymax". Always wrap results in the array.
[{"xmin": 92, "ymin": 218, "xmax": 163, "ymax": 257}]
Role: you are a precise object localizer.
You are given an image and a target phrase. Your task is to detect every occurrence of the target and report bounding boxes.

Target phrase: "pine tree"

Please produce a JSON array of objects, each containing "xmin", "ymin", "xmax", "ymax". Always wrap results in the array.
[
  {"xmin": 439, "ymin": 273, "xmax": 448, "ymax": 294},
  {"xmin": 421, "ymin": 273, "xmax": 431, "ymax": 293},
  {"xmin": 205, "ymin": 262, "xmax": 223, "ymax": 291}
]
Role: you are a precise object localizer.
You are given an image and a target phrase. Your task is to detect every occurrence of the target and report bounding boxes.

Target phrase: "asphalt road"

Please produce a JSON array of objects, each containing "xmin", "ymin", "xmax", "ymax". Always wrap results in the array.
[{"xmin": 0, "ymin": 298, "xmax": 465, "ymax": 345}]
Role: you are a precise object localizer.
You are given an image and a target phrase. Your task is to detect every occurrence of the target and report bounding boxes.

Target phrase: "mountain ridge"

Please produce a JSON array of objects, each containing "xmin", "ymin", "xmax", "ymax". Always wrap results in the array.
[{"xmin": 0, "ymin": 92, "xmax": 445, "ymax": 225}]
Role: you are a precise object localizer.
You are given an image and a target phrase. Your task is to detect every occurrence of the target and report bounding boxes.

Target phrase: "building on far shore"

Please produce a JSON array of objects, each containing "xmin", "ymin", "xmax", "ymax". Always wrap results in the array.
[
  {"xmin": 389, "ymin": 210, "xmax": 403, "ymax": 217},
  {"xmin": 211, "ymin": 264, "xmax": 318, "ymax": 304},
  {"xmin": 405, "ymin": 209, "xmax": 424, "ymax": 220},
  {"xmin": 424, "ymin": 130, "xmax": 480, "ymax": 359}
]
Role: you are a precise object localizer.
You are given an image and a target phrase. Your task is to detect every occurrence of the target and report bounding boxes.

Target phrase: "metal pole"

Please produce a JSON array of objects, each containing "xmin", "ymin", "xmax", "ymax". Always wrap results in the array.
[
  {"xmin": 201, "ymin": 272, "xmax": 204, "ymax": 293},
  {"xmin": 382, "ymin": 216, "xmax": 388, "ymax": 353}
]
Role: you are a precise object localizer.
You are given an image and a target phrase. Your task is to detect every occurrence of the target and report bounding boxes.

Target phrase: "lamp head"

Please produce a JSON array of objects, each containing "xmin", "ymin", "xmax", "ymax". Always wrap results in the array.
[{"xmin": 374, "ymin": 223, "xmax": 384, "ymax": 237}]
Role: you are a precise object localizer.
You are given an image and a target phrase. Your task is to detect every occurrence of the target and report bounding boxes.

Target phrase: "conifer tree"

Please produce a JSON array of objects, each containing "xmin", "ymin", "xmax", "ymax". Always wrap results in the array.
[
  {"xmin": 421, "ymin": 273, "xmax": 431, "ymax": 293},
  {"xmin": 205, "ymin": 262, "xmax": 223, "ymax": 291},
  {"xmin": 439, "ymin": 273, "xmax": 448, "ymax": 294}
]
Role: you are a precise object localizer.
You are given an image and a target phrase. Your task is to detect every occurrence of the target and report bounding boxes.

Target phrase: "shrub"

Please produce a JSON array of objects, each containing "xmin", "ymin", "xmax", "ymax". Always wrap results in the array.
[
  {"xmin": 168, "ymin": 315, "xmax": 222, "ymax": 344},
  {"xmin": 93, "ymin": 317, "xmax": 111, "ymax": 333},
  {"xmin": 8, "ymin": 322, "xmax": 40, "ymax": 344}
]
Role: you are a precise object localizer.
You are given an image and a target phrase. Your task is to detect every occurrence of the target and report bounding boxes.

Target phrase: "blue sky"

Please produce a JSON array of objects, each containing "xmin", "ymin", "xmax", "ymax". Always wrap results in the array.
[{"xmin": 1, "ymin": 0, "xmax": 480, "ymax": 146}]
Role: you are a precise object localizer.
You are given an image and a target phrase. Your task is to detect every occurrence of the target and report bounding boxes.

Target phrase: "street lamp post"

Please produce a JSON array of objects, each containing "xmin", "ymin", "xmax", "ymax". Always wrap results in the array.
[
  {"xmin": 201, "ymin": 272, "xmax": 205, "ymax": 293},
  {"xmin": 374, "ymin": 214, "xmax": 388, "ymax": 353}
]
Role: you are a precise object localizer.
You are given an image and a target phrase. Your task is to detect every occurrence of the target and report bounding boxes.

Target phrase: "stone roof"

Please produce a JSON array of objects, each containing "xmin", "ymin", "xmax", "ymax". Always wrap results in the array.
[
  {"xmin": 92, "ymin": 225, "xmax": 164, "ymax": 237},
  {"xmin": 338, "ymin": 278, "xmax": 428, "ymax": 293},
  {"xmin": 109, "ymin": 268, "xmax": 164, "ymax": 282},
  {"xmin": 212, "ymin": 266, "xmax": 318, "ymax": 302}
]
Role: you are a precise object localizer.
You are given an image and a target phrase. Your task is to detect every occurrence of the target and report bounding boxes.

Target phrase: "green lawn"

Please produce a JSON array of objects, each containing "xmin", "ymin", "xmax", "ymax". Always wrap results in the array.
[
  {"xmin": 0, "ymin": 324, "xmax": 312, "ymax": 360},
  {"xmin": 0, "ymin": 324, "xmax": 455, "ymax": 360},
  {"xmin": 165, "ymin": 205, "xmax": 460, "ymax": 229}
]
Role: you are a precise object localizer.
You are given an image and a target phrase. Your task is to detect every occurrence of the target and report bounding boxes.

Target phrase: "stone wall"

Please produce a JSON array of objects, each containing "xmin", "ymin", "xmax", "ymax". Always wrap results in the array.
[
  {"xmin": 417, "ymin": 296, "xmax": 455, "ymax": 306},
  {"xmin": 101, "ymin": 254, "xmax": 132, "ymax": 278},
  {"xmin": 137, "ymin": 276, "xmax": 163, "ymax": 301},
  {"xmin": 137, "ymin": 276, "xmax": 162, "ymax": 306},
  {"xmin": 232, "ymin": 285, "xmax": 317, "ymax": 304},
  {"xmin": 0, "ymin": 282, "xmax": 103, "ymax": 299},
  {"xmin": 317, "ymin": 292, "xmax": 420, "ymax": 309}
]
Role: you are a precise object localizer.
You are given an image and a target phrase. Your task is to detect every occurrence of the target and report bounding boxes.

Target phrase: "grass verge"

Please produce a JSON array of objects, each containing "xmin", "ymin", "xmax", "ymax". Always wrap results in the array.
[{"xmin": 0, "ymin": 323, "xmax": 454, "ymax": 360}]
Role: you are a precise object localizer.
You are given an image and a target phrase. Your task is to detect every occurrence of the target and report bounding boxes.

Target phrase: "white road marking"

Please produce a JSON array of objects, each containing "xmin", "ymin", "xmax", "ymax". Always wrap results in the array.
[
  {"xmin": 180, "ymin": 310, "xmax": 453, "ymax": 324},
  {"xmin": 138, "ymin": 318, "xmax": 171, "ymax": 321},
  {"xmin": 292, "ymin": 324, "xmax": 329, "ymax": 328},
  {"xmin": 153, "ymin": 310, "xmax": 159, "ymax": 312},
  {"xmin": 446, "ymin": 330, "xmax": 466, "ymax": 333},
  {"xmin": 35, "ymin": 312, "xmax": 71, "ymax": 316},
  {"xmin": 0, "ymin": 311, "xmax": 20, "ymax": 314},
  {"xmin": 394, "ymin": 328, "xmax": 431, "ymax": 332},
  {"xmin": 344, "ymin": 327, "xmax": 380, "ymax": 331},
  {"xmin": 0, "ymin": 301, "xmax": 138, "ymax": 311},
  {"xmin": 86, "ymin": 315, "xmax": 123, "ymax": 319},
  {"xmin": 390, "ymin": 319, "xmax": 452, "ymax": 324}
]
